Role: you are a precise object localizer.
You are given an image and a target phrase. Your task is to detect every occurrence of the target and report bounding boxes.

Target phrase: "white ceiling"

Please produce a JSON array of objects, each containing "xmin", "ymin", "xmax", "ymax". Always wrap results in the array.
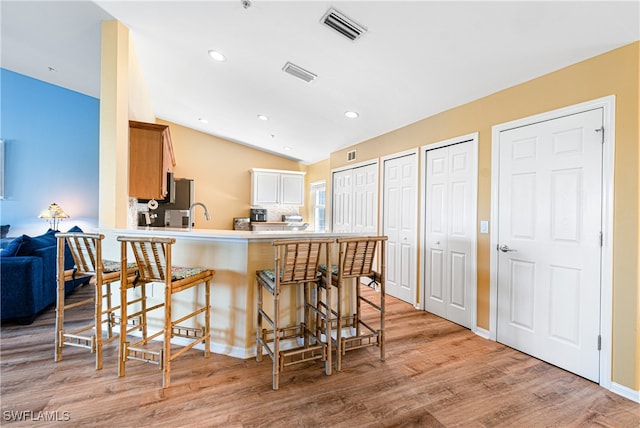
[{"xmin": 2, "ymin": 1, "xmax": 639, "ymax": 164}]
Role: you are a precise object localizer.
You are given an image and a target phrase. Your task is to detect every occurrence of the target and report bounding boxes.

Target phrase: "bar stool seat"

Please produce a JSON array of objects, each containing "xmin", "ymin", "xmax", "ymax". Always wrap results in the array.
[
  {"xmin": 256, "ymin": 238, "xmax": 333, "ymax": 390},
  {"xmin": 319, "ymin": 235, "xmax": 387, "ymax": 371},
  {"xmin": 116, "ymin": 235, "xmax": 214, "ymax": 388},
  {"xmin": 54, "ymin": 232, "xmax": 137, "ymax": 370}
]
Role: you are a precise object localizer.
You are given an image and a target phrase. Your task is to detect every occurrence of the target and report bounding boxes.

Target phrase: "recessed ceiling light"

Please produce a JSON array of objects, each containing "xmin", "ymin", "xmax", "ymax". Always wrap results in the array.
[
  {"xmin": 283, "ymin": 146, "xmax": 292, "ymax": 151},
  {"xmin": 345, "ymin": 111, "xmax": 359, "ymax": 118},
  {"xmin": 208, "ymin": 50, "xmax": 226, "ymax": 62},
  {"xmin": 198, "ymin": 117, "xmax": 209, "ymax": 124},
  {"xmin": 257, "ymin": 114, "xmax": 269, "ymax": 121}
]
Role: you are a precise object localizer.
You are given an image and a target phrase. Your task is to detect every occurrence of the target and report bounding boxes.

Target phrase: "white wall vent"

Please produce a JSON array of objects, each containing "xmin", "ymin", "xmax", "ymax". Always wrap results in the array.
[
  {"xmin": 347, "ymin": 150, "xmax": 357, "ymax": 162},
  {"xmin": 282, "ymin": 62, "xmax": 317, "ymax": 83},
  {"xmin": 321, "ymin": 8, "xmax": 367, "ymax": 41}
]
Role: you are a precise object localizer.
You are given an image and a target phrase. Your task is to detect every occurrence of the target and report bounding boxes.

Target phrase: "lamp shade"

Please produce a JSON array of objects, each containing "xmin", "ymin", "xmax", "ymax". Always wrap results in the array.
[{"xmin": 38, "ymin": 202, "xmax": 69, "ymax": 230}]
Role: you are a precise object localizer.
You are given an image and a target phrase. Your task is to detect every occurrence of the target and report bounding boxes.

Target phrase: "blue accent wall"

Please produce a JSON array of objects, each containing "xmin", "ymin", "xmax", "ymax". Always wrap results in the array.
[{"xmin": 0, "ymin": 69, "xmax": 99, "ymax": 236}]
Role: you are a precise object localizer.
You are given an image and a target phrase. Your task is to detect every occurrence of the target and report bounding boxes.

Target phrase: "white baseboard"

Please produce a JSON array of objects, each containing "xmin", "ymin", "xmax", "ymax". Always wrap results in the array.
[
  {"xmin": 113, "ymin": 325, "xmax": 254, "ymax": 360},
  {"xmin": 610, "ymin": 382, "xmax": 640, "ymax": 403},
  {"xmin": 473, "ymin": 326, "xmax": 490, "ymax": 340}
]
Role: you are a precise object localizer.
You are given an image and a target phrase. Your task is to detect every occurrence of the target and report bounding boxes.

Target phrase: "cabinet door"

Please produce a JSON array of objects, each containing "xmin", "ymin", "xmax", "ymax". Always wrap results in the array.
[
  {"xmin": 252, "ymin": 171, "xmax": 279, "ymax": 205},
  {"xmin": 129, "ymin": 121, "xmax": 175, "ymax": 200},
  {"xmin": 280, "ymin": 173, "xmax": 304, "ymax": 205}
]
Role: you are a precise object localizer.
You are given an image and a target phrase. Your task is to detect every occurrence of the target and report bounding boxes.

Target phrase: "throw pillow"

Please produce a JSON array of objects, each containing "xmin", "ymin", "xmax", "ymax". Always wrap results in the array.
[
  {"xmin": 16, "ymin": 229, "xmax": 57, "ymax": 256},
  {"xmin": 0, "ymin": 225, "xmax": 9, "ymax": 239},
  {"xmin": 0, "ymin": 236, "xmax": 23, "ymax": 257}
]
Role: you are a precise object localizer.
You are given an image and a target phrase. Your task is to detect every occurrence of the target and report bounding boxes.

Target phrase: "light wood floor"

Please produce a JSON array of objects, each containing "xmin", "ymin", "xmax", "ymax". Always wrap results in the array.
[{"xmin": 1, "ymin": 283, "xmax": 638, "ymax": 427}]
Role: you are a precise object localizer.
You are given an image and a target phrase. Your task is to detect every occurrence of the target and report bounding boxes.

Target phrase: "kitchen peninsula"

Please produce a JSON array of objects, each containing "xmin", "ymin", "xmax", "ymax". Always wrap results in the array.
[{"xmin": 99, "ymin": 228, "xmax": 357, "ymax": 359}]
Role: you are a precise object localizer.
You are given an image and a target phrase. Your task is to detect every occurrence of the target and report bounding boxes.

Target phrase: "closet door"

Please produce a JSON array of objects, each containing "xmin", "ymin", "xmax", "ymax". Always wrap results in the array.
[
  {"xmin": 424, "ymin": 141, "xmax": 475, "ymax": 328},
  {"xmin": 352, "ymin": 164, "xmax": 378, "ymax": 234},
  {"xmin": 383, "ymin": 153, "xmax": 418, "ymax": 304},
  {"xmin": 332, "ymin": 163, "xmax": 378, "ymax": 234},
  {"xmin": 332, "ymin": 169, "xmax": 353, "ymax": 233}
]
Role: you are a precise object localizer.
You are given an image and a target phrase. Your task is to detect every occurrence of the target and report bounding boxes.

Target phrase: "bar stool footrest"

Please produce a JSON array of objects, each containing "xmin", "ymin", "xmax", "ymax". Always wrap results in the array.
[
  {"xmin": 125, "ymin": 345, "xmax": 162, "ymax": 365},
  {"xmin": 112, "ymin": 314, "xmax": 142, "ymax": 327},
  {"xmin": 172, "ymin": 325, "xmax": 205, "ymax": 339},
  {"xmin": 342, "ymin": 333, "xmax": 380, "ymax": 353},
  {"xmin": 261, "ymin": 323, "xmax": 308, "ymax": 343},
  {"xmin": 61, "ymin": 332, "xmax": 96, "ymax": 352},
  {"xmin": 280, "ymin": 343, "xmax": 326, "ymax": 369}
]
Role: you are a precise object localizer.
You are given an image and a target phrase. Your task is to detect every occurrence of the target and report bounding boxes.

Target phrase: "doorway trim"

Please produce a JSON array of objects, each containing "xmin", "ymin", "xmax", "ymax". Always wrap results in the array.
[
  {"xmin": 489, "ymin": 95, "xmax": 615, "ymax": 389},
  {"xmin": 420, "ymin": 133, "xmax": 479, "ymax": 329}
]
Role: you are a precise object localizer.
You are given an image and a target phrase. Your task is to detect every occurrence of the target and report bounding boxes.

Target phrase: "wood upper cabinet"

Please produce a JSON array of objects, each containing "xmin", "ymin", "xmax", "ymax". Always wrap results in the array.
[{"xmin": 129, "ymin": 121, "xmax": 176, "ymax": 200}]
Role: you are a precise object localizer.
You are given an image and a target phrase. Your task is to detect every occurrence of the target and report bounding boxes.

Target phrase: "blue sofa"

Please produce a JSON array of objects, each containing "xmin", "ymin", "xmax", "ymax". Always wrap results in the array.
[{"xmin": 0, "ymin": 228, "xmax": 90, "ymax": 324}]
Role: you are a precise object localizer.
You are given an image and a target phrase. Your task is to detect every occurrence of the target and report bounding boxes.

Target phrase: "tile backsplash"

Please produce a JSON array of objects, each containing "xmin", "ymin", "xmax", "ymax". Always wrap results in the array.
[{"xmin": 254, "ymin": 205, "xmax": 300, "ymax": 222}]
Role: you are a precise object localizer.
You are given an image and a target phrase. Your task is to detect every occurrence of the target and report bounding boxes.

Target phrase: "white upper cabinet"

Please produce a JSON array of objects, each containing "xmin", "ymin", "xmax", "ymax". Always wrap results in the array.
[
  {"xmin": 251, "ymin": 170, "xmax": 280, "ymax": 205},
  {"xmin": 251, "ymin": 168, "xmax": 305, "ymax": 206}
]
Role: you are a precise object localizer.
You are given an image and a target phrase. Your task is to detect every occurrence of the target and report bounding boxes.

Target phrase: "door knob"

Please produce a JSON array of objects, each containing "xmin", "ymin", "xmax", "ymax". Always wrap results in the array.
[{"xmin": 499, "ymin": 244, "xmax": 517, "ymax": 253}]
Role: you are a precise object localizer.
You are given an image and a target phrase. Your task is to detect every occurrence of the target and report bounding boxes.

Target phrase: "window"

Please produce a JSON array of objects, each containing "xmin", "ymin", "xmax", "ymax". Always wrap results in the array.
[{"xmin": 310, "ymin": 180, "xmax": 326, "ymax": 232}]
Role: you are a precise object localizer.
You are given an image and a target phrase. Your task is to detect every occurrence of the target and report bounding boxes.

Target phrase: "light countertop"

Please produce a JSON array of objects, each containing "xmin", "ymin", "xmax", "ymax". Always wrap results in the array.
[{"xmin": 106, "ymin": 227, "xmax": 357, "ymax": 242}]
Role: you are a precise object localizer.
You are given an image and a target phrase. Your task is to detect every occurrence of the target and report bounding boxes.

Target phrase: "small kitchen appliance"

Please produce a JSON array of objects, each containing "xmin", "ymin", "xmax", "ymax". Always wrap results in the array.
[
  {"xmin": 165, "ymin": 210, "xmax": 190, "ymax": 228},
  {"xmin": 250, "ymin": 208, "xmax": 267, "ymax": 222},
  {"xmin": 234, "ymin": 217, "xmax": 251, "ymax": 230}
]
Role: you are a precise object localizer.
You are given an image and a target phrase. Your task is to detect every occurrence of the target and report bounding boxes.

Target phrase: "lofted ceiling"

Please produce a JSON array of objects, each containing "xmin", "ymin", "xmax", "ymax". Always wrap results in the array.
[{"xmin": 2, "ymin": 1, "xmax": 639, "ymax": 164}]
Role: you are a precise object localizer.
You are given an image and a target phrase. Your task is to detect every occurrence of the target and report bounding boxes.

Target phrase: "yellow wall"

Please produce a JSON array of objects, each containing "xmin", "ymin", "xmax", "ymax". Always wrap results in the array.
[
  {"xmin": 99, "ymin": 21, "xmax": 131, "ymax": 229},
  {"xmin": 100, "ymin": 21, "xmax": 155, "ymax": 230},
  {"xmin": 304, "ymin": 158, "xmax": 331, "ymax": 230},
  {"xmin": 156, "ymin": 120, "xmax": 305, "ymax": 230},
  {"xmin": 330, "ymin": 42, "xmax": 640, "ymax": 390}
]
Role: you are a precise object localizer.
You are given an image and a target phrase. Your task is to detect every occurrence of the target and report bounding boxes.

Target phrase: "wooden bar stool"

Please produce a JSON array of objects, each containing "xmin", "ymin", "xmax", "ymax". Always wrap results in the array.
[
  {"xmin": 116, "ymin": 235, "xmax": 214, "ymax": 388},
  {"xmin": 256, "ymin": 238, "xmax": 333, "ymax": 390},
  {"xmin": 320, "ymin": 236, "xmax": 387, "ymax": 371},
  {"xmin": 54, "ymin": 232, "xmax": 137, "ymax": 369}
]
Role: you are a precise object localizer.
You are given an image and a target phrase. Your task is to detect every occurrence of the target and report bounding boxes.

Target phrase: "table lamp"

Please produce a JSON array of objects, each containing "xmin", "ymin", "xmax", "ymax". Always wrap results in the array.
[{"xmin": 38, "ymin": 202, "xmax": 69, "ymax": 231}]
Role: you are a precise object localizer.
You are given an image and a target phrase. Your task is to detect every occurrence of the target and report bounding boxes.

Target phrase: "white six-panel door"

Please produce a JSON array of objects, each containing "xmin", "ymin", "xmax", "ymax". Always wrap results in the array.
[
  {"xmin": 496, "ymin": 108, "xmax": 603, "ymax": 382},
  {"xmin": 424, "ymin": 140, "xmax": 476, "ymax": 328},
  {"xmin": 332, "ymin": 169, "xmax": 353, "ymax": 233},
  {"xmin": 383, "ymin": 152, "xmax": 418, "ymax": 304},
  {"xmin": 352, "ymin": 164, "xmax": 378, "ymax": 233}
]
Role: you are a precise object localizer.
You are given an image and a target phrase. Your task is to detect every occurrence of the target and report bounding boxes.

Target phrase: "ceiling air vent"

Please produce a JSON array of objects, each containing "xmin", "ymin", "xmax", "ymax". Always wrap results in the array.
[
  {"xmin": 347, "ymin": 150, "xmax": 357, "ymax": 162},
  {"xmin": 282, "ymin": 62, "xmax": 317, "ymax": 83},
  {"xmin": 321, "ymin": 8, "xmax": 367, "ymax": 41}
]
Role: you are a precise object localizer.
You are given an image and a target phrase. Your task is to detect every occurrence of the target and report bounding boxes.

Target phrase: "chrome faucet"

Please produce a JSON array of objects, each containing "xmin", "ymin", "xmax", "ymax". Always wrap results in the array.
[{"xmin": 188, "ymin": 202, "xmax": 211, "ymax": 230}]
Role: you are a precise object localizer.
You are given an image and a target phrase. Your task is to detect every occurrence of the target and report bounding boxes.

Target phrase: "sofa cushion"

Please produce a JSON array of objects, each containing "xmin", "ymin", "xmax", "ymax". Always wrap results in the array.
[
  {"xmin": 1, "ymin": 236, "xmax": 23, "ymax": 257},
  {"xmin": 67, "ymin": 225, "xmax": 83, "ymax": 234},
  {"xmin": 0, "ymin": 224, "xmax": 9, "ymax": 239},
  {"xmin": 16, "ymin": 229, "xmax": 57, "ymax": 256}
]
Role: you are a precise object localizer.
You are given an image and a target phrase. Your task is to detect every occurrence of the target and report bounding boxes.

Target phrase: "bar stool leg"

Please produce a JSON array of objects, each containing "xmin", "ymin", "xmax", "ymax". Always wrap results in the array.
[
  {"xmin": 118, "ymin": 240, "xmax": 128, "ymax": 378},
  {"xmin": 163, "ymin": 281, "xmax": 172, "ymax": 389},
  {"xmin": 273, "ymin": 280, "xmax": 280, "ymax": 390},
  {"xmin": 256, "ymin": 277, "xmax": 263, "ymax": 363},
  {"xmin": 205, "ymin": 279, "xmax": 211, "ymax": 358},
  {"xmin": 95, "ymin": 279, "xmax": 103, "ymax": 370}
]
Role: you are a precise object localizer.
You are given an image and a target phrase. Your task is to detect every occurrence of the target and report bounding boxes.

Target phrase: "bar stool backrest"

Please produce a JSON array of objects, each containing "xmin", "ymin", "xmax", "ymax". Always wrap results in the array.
[
  {"xmin": 120, "ymin": 236, "xmax": 176, "ymax": 282},
  {"xmin": 274, "ymin": 239, "xmax": 333, "ymax": 284},
  {"xmin": 337, "ymin": 236, "xmax": 388, "ymax": 279},
  {"xmin": 57, "ymin": 232, "xmax": 105, "ymax": 276}
]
